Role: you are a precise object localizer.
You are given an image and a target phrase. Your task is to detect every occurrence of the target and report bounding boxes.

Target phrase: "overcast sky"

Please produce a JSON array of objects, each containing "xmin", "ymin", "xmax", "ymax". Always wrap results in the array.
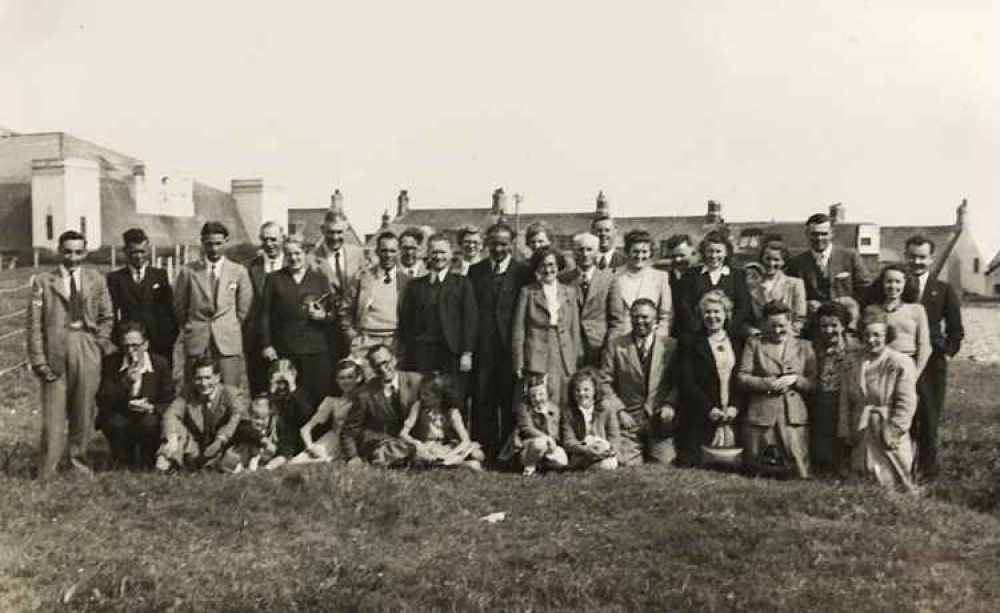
[{"xmin": 1, "ymin": 0, "xmax": 996, "ymax": 257}]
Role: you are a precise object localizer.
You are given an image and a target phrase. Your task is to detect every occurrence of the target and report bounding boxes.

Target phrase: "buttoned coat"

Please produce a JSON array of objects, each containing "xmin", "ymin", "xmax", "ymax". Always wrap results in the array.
[
  {"xmin": 342, "ymin": 372, "xmax": 424, "ymax": 459},
  {"xmin": 560, "ymin": 403, "xmax": 621, "ymax": 457},
  {"xmin": 161, "ymin": 384, "xmax": 248, "ymax": 448},
  {"xmin": 172, "ymin": 258, "xmax": 252, "ymax": 357},
  {"xmin": 27, "ymin": 267, "xmax": 114, "ymax": 375},
  {"xmin": 837, "ymin": 348, "xmax": 917, "ymax": 441},
  {"xmin": 511, "ymin": 282, "xmax": 582, "ymax": 376},
  {"xmin": 559, "ymin": 267, "xmax": 619, "ymax": 364},
  {"xmin": 106, "ymin": 266, "xmax": 177, "ymax": 358},
  {"xmin": 468, "ymin": 258, "xmax": 534, "ymax": 359},
  {"xmin": 737, "ymin": 336, "xmax": 817, "ymax": 427},
  {"xmin": 599, "ymin": 333, "xmax": 677, "ymax": 417},
  {"xmin": 399, "ymin": 270, "xmax": 478, "ymax": 359},
  {"xmin": 748, "ymin": 272, "xmax": 807, "ymax": 331},
  {"xmin": 675, "ymin": 267, "xmax": 752, "ymax": 337},
  {"xmin": 787, "ymin": 247, "xmax": 871, "ymax": 305}
]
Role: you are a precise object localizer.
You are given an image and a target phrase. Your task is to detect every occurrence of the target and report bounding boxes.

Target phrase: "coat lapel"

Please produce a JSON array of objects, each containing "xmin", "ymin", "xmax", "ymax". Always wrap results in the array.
[{"xmin": 49, "ymin": 268, "xmax": 70, "ymax": 303}]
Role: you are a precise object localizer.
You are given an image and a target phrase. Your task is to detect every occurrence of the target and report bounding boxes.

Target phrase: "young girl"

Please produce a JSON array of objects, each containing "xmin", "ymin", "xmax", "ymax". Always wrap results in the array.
[
  {"xmin": 501, "ymin": 374, "xmax": 568, "ymax": 475},
  {"xmin": 267, "ymin": 359, "xmax": 316, "ymax": 469},
  {"xmin": 399, "ymin": 373, "xmax": 484, "ymax": 470},
  {"xmin": 289, "ymin": 359, "xmax": 364, "ymax": 465},
  {"xmin": 224, "ymin": 395, "xmax": 279, "ymax": 472},
  {"xmin": 560, "ymin": 369, "xmax": 619, "ymax": 471}
]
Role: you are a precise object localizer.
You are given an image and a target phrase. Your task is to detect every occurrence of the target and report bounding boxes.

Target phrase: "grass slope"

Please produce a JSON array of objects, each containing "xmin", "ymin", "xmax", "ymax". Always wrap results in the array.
[{"xmin": 0, "ymin": 363, "xmax": 999, "ymax": 611}]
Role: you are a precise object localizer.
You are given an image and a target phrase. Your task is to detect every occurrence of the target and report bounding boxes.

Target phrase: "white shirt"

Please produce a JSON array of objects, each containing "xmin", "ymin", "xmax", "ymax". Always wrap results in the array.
[
  {"xmin": 60, "ymin": 265, "xmax": 82, "ymax": 296},
  {"xmin": 916, "ymin": 272, "xmax": 929, "ymax": 301},
  {"xmin": 119, "ymin": 351, "xmax": 154, "ymax": 397},
  {"xmin": 431, "ymin": 268, "xmax": 449, "ymax": 284},
  {"xmin": 700, "ymin": 264, "xmax": 731, "ymax": 287},
  {"xmin": 579, "ymin": 404, "xmax": 595, "ymax": 435},
  {"xmin": 130, "ymin": 264, "xmax": 147, "ymax": 284},
  {"xmin": 264, "ymin": 255, "xmax": 284, "ymax": 273},
  {"xmin": 491, "ymin": 255, "xmax": 512, "ymax": 275},
  {"xmin": 541, "ymin": 281, "xmax": 560, "ymax": 326},
  {"xmin": 580, "ymin": 266, "xmax": 595, "ymax": 284},
  {"xmin": 634, "ymin": 332, "xmax": 654, "ymax": 357},
  {"xmin": 598, "ymin": 252, "xmax": 615, "ymax": 269},
  {"xmin": 383, "ymin": 375, "xmax": 399, "ymax": 399},
  {"xmin": 205, "ymin": 258, "xmax": 224, "ymax": 280},
  {"xmin": 378, "ymin": 266, "xmax": 398, "ymax": 285},
  {"xmin": 326, "ymin": 248, "xmax": 344, "ymax": 270},
  {"xmin": 811, "ymin": 246, "xmax": 833, "ymax": 272}
]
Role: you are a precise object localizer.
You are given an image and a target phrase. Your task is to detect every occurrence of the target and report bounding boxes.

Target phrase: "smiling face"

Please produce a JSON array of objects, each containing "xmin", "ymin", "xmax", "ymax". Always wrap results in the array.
[
  {"xmin": 863, "ymin": 322, "xmax": 888, "ymax": 355},
  {"xmin": 818, "ymin": 314, "xmax": 845, "ymax": 347},
  {"xmin": 592, "ymin": 218, "xmax": 615, "ymax": 252},
  {"xmin": 882, "ymin": 269, "xmax": 907, "ymax": 302},
  {"xmin": 527, "ymin": 385, "xmax": 548, "ymax": 409},
  {"xmin": 59, "ymin": 238, "xmax": 87, "ymax": 272},
  {"xmin": 192, "ymin": 365, "xmax": 220, "ymax": 399},
  {"xmin": 536, "ymin": 253, "xmax": 559, "ymax": 284},
  {"xmin": 399, "ymin": 235, "xmax": 421, "ymax": 267},
  {"xmin": 527, "ymin": 231, "xmax": 551, "ymax": 254},
  {"xmin": 335, "ymin": 366, "xmax": 361, "ymax": 395},
  {"xmin": 121, "ymin": 329, "xmax": 148, "ymax": 363},
  {"xmin": 668, "ymin": 241, "xmax": 696, "ymax": 272},
  {"xmin": 573, "ymin": 377, "xmax": 596, "ymax": 409},
  {"xmin": 201, "ymin": 232, "xmax": 228, "ymax": 262},
  {"xmin": 284, "ymin": 241, "xmax": 305, "ymax": 272},
  {"xmin": 905, "ymin": 242, "xmax": 934, "ymax": 277},
  {"xmin": 701, "ymin": 302, "xmax": 727, "ymax": 333},
  {"xmin": 461, "ymin": 232, "xmax": 483, "ymax": 260},
  {"xmin": 376, "ymin": 237, "xmax": 399, "ymax": 271},
  {"xmin": 702, "ymin": 241, "xmax": 727, "ymax": 271},
  {"xmin": 487, "ymin": 229, "xmax": 513, "ymax": 262},
  {"xmin": 323, "ymin": 222, "xmax": 346, "ymax": 251},
  {"xmin": 427, "ymin": 238, "xmax": 451, "ymax": 272},
  {"xmin": 124, "ymin": 240, "xmax": 149, "ymax": 270},
  {"xmin": 627, "ymin": 241, "xmax": 651, "ymax": 271},
  {"xmin": 249, "ymin": 400, "xmax": 271, "ymax": 432},
  {"xmin": 369, "ymin": 347, "xmax": 397, "ymax": 385},
  {"xmin": 807, "ymin": 221, "xmax": 833, "ymax": 253},
  {"xmin": 630, "ymin": 303, "xmax": 656, "ymax": 338},
  {"xmin": 260, "ymin": 225, "xmax": 283, "ymax": 259},
  {"xmin": 761, "ymin": 248, "xmax": 785, "ymax": 278},
  {"xmin": 764, "ymin": 313, "xmax": 791, "ymax": 341}
]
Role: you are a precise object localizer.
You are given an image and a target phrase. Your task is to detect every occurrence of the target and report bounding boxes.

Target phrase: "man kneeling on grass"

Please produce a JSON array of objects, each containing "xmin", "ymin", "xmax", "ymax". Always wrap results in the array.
[{"xmin": 156, "ymin": 357, "xmax": 248, "ymax": 471}]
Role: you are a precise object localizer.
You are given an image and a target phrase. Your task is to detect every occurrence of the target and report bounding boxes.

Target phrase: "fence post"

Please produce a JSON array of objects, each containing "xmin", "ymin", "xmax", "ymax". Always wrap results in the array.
[
  {"xmin": 151, "ymin": 244, "xmax": 157, "ymax": 262},
  {"xmin": 33, "ymin": 249, "xmax": 39, "ymax": 269},
  {"xmin": 110, "ymin": 246, "xmax": 116, "ymax": 268},
  {"xmin": 167, "ymin": 256, "xmax": 174, "ymax": 280}
]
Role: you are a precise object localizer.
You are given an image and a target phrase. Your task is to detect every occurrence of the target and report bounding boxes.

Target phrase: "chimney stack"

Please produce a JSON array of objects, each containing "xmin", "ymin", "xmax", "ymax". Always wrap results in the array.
[
  {"xmin": 491, "ymin": 188, "xmax": 508, "ymax": 218},
  {"xmin": 829, "ymin": 203, "xmax": 846, "ymax": 224},
  {"xmin": 380, "ymin": 208, "xmax": 391, "ymax": 230},
  {"xmin": 956, "ymin": 198, "xmax": 968, "ymax": 229},
  {"xmin": 397, "ymin": 189, "xmax": 410, "ymax": 218},
  {"xmin": 330, "ymin": 189, "xmax": 345, "ymax": 215},
  {"xmin": 705, "ymin": 200, "xmax": 723, "ymax": 225},
  {"xmin": 595, "ymin": 190, "xmax": 610, "ymax": 218}
]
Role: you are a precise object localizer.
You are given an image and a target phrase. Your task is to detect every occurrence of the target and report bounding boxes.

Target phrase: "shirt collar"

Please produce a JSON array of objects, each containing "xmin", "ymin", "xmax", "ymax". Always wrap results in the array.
[
  {"xmin": 700, "ymin": 264, "xmax": 731, "ymax": 276},
  {"xmin": 205, "ymin": 257, "xmax": 224, "ymax": 271},
  {"xmin": 435, "ymin": 268, "xmax": 449, "ymax": 283},
  {"xmin": 492, "ymin": 255, "xmax": 512, "ymax": 273},
  {"xmin": 120, "ymin": 351, "xmax": 154, "ymax": 374},
  {"xmin": 812, "ymin": 246, "xmax": 833, "ymax": 261},
  {"xmin": 59, "ymin": 265, "xmax": 80, "ymax": 279}
]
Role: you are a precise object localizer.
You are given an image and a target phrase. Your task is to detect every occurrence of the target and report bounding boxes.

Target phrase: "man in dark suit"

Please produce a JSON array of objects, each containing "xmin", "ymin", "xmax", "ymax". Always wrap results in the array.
[
  {"xmin": 559, "ymin": 232, "xmax": 618, "ymax": 366},
  {"xmin": 106, "ymin": 228, "xmax": 178, "ymax": 361},
  {"xmin": 665, "ymin": 234, "xmax": 698, "ymax": 336},
  {"xmin": 786, "ymin": 213, "xmax": 871, "ymax": 315},
  {"xmin": 591, "ymin": 215, "xmax": 626, "ymax": 272},
  {"xmin": 97, "ymin": 322, "xmax": 175, "ymax": 468},
  {"xmin": 905, "ymin": 235, "xmax": 964, "ymax": 479},
  {"xmin": 245, "ymin": 221, "xmax": 285, "ymax": 394},
  {"xmin": 468, "ymin": 222, "xmax": 533, "ymax": 460},
  {"xmin": 342, "ymin": 344, "xmax": 422, "ymax": 468}
]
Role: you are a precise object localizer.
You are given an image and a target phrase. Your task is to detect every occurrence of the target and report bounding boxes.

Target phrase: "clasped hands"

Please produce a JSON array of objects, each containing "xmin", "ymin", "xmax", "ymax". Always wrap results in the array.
[
  {"xmin": 708, "ymin": 405, "xmax": 739, "ymax": 423},
  {"xmin": 618, "ymin": 404, "xmax": 675, "ymax": 431},
  {"xmin": 767, "ymin": 374, "xmax": 799, "ymax": 394}
]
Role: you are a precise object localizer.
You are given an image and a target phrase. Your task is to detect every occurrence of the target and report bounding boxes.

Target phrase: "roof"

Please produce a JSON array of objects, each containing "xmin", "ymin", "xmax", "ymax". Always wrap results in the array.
[
  {"xmin": 988, "ymin": 250, "xmax": 1000, "ymax": 276},
  {"xmin": 878, "ymin": 224, "xmax": 959, "ymax": 273},
  {"xmin": 287, "ymin": 207, "xmax": 363, "ymax": 247}
]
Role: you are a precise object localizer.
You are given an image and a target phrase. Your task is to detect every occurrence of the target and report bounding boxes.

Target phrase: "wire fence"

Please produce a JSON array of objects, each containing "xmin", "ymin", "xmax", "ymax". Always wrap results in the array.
[{"xmin": 0, "ymin": 277, "xmax": 30, "ymax": 377}]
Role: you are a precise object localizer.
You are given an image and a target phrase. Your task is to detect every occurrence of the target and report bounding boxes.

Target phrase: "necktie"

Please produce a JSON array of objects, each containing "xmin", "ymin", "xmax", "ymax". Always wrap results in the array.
[
  {"xmin": 133, "ymin": 268, "xmax": 142, "ymax": 285},
  {"xmin": 208, "ymin": 264, "xmax": 218, "ymax": 310},
  {"xmin": 384, "ymin": 269, "xmax": 392, "ymax": 284},
  {"xmin": 429, "ymin": 273, "xmax": 438, "ymax": 287},
  {"xmin": 598, "ymin": 256, "xmax": 607, "ymax": 271},
  {"xmin": 580, "ymin": 276, "xmax": 590, "ymax": 302},
  {"xmin": 334, "ymin": 251, "xmax": 344, "ymax": 288},
  {"xmin": 69, "ymin": 272, "xmax": 84, "ymax": 322}
]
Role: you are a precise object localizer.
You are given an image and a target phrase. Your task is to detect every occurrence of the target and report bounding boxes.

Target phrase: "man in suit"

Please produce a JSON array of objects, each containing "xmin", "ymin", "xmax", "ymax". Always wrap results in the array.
[
  {"xmin": 173, "ymin": 221, "xmax": 253, "ymax": 390},
  {"xmin": 468, "ymin": 222, "xmax": 534, "ymax": 460},
  {"xmin": 97, "ymin": 321, "xmax": 175, "ymax": 468},
  {"xmin": 399, "ymin": 233, "xmax": 477, "ymax": 378},
  {"xmin": 342, "ymin": 344, "xmax": 422, "ymax": 468},
  {"xmin": 311, "ymin": 211, "xmax": 366, "ymax": 358},
  {"xmin": 600, "ymin": 298, "xmax": 678, "ymax": 466},
  {"xmin": 591, "ymin": 214, "xmax": 626, "ymax": 272},
  {"xmin": 245, "ymin": 221, "xmax": 285, "ymax": 394},
  {"xmin": 559, "ymin": 232, "xmax": 618, "ymax": 366},
  {"xmin": 905, "ymin": 235, "xmax": 964, "ymax": 479},
  {"xmin": 452, "ymin": 224, "xmax": 484, "ymax": 276},
  {"xmin": 106, "ymin": 228, "xmax": 178, "ymax": 362},
  {"xmin": 665, "ymin": 234, "xmax": 698, "ymax": 336},
  {"xmin": 156, "ymin": 356, "xmax": 248, "ymax": 471},
  {"xmin": 786, "ymin": 213, "xmax": 871, "ymax": 315},
  {"xmin": 345, "ymin": 231, "xmax": 411, "ymax": 366},
  {"xmin": 27, "ymin": 230, "xmax": 115, "ymax": 479},
  {"xmin": 398, "ymin": 227, "xmax": 428, "ymax": 278}
]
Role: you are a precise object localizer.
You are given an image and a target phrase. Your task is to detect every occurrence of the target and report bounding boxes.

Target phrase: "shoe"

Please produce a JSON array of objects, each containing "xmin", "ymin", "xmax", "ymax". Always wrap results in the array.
[
  {"xmin": 522, "ymin": 466, "xmax": 537, "ymax": 477},
  {"xmin": 69, "ymin": 458, "xmax": 93, "ymax": 478},
  {"xmin": 155, "ymin": 455, "xmax": 171, "ymax": 472}
]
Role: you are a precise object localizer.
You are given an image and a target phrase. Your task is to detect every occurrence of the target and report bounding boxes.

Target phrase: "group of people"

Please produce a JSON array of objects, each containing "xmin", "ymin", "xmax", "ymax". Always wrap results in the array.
[{"xmin": 26, "ymin": 209, "xmax": 964, "ymax": 491}]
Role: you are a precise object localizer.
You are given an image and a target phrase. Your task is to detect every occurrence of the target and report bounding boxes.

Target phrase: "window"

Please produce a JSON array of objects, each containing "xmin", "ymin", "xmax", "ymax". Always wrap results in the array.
[
  {"xmin": 288, "ymin": 222, "xmax": 299, "ymax": 235},
  {"xmin": 45, "ymin": 215, "xmax": 53, "ymax": 240},
  {"xmin": 860, "ymin": 237, "xmax": 872, "ymax": 247},
  {"xmin": 737, "ymin": 230, "xmax": 761, "ymax": 250},
  {"xmin": 80, "ymin": 216, "xmax": 87, "ymax": 236},
  {"xmin": 555, "ymin": 235, "xmax": 574, "ymax": 251},
  {"xmin": 974, "ymin": 257, "xmax": 981, "ymax": 274}
]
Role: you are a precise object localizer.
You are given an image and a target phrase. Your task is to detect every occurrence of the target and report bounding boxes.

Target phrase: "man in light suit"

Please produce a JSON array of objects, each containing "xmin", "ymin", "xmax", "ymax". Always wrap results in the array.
[
  {"xmin": 106, "ymin": 228, "xmax": 178, "ymax": 362},
  {"xmin": 905, "ymin": 235, "xmax": 964, "ymax": 480},
  {"xmin": 342, "ymin": 344, "xmax": 422, "ymax": 468},
  {"xmin": 786, "ymin": 213, "xmax": 871, "ymax": 315},
  {"xmin": 27, "ymin": 230, "xmax": 115, "ymax": 479},
  {"xmin": 345, "ymin": 231, "xmax": 411, "ymax": 366},
  {"xmin": 245, "ymin": 221, "xmax": 285, "ymax": 394},
  {"xmin": 173, "ymin": 221, "xmax": 253, "ymax": 390},
  {"xmin": 559, "ymin": 232, "xmax": 619, "ymax": 366},
  {"xmin": 600, "ymin": 298, "xmax": 678, "ymax": 466},
  {"xmin": 591, "ymin": 214, "xmax": 626, "ymax": 272},
  {"xmin": 311, "ymin": 211, "xmax": 366, "ymax": 358}
]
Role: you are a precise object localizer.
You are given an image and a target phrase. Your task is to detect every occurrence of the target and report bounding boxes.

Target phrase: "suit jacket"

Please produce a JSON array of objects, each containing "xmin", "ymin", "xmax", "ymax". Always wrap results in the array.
[
  {"xmin": 244, "ymin": 254, "xmax": 281, "ymax": 348},
  {"xmin": 399, "ymin": 270, "xmax": 478, "ymax": 359},
  {"xmin": 559, "ymin": 267, "xmax": 619, "ymax": 364},
  {"xmin": 346, "ymin": 267, "xmax": 411, "ymax": 335},
  {"xmin": 399, "ymin": 260, "xmax": 427, "ymax": 279},
  {"xmin": 561, "ymin": 403, "xmax": 621, "ymax": 456},
  {"xmin": 920, "ymin": 278, "xmax": 964, "ymax": 358},
  {"xmin": 468, "ymin": 258, "xmax": 534, "ymax": 362},
  {"xmin": 675, "ymin": 267, "xmax": 751, "ymax": 337},
  {"xmin": 512, "ymin": 282, "xmax": 582, "ymax": 375},
  {"xmin": 106, "ymin": 266, "xmax": 178, "ymax": 358},
  {"xmin": 737, "ymin": 336, "xmax": 816, "ymax": 427},
  {"xmin": 172, "ymin": 258, "xmax": 252, "ymax": 357},
  {"xmin": 600, "ymin": 333, "xmax": 677, "ymax": 417},
  {"xmin": 96, "ymin": 352, "xmax": 175, "ymax": 423},
  {"xmin": 161, "ymin": 384, "xmax": 248, "ymax": 447},
  {"xmin": 310, "ymin": 242, "xmax": 366, "ymax": 296},
  {"xmin": 837, "ymin": 348, "xmax": 917, "ymax": 440},
  {"xmin": 515, "ymin": 400, "xmax": 562, "ymax": 441},
  {"xmin": 607, "ymin": 267, "xmax": 673, "ymax": 338},
  {"xmin": 748, "ymin": 272, "xmax": 807, "ymax": 331},
  {"xmin": 27, "ymin": 267, "xmax": 114, "ymax": 376},
  {"xmin": 597, "ymin": 250, "xmax": 627, "ymax": 273},
  {"xmin": 342, "ymin": 372, "xmax": 423, "ymax": 459},
  {"xmin": 674, "ymin": 333, "xmax": 745, "ymax": 444},
  {"xmin": 787, "ymin": 247, "xmax": 871, "ymax": 304},
  {"xmin": 260, "ymin": 268, "xmax": 332, "ymax": 355}
]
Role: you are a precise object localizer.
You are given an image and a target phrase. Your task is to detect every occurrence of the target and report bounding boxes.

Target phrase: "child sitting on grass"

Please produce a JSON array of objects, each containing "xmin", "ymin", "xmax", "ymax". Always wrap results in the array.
[
  {"xmin": 399, "ymin": 372, "xmax": 484, "ymax": 470},
  {"xmin": 560, "ymin": 369, "xmax": 619, "ymax": 471},
  {"xmin": 223, "ymin": 395, "xmax": 278, "ymax": 472},
  {"xmin": 500, "ymin": 374, "xmax": 568, "ymax": 476},
  {"xmin": 289, "ymin": 359, "xmax": 364, "ymax": 465}
]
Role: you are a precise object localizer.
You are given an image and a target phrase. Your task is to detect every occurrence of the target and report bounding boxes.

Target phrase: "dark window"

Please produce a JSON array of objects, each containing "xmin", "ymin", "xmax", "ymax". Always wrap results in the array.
[
  {"xmin": 288, "ymin": 222, "xmax": 299, "ymax": 235},
  {"xmin": 860, "ymin": 237, "xmax": 872, "ymax": 247},
  {"xmin": 45, "ymin": 215, "xmax": 53, "ymax": 240},
  {"xmin": 974, "ymin": 257, "xmax": 981, "ymax": 273},
  {"xmin": 660, "ymin": 240, "xmax": 670, "ymax": 259}
]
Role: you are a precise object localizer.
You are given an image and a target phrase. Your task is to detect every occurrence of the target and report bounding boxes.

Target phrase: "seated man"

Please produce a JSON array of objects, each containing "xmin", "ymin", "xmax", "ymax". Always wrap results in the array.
[
  {"xmin": 156, "ymin": 357, "xmax": 248, "ymax": 471},
  {"xmin": 600, "ymin": 298, "xmax": 679, "ymax": 466},
  {"xmin": 342, "ymin": 344, "xmax": 423, "ymax": 468},
  {"xmin": 97, "ymin": 322, "xmax": 175, "ymax": 468}
]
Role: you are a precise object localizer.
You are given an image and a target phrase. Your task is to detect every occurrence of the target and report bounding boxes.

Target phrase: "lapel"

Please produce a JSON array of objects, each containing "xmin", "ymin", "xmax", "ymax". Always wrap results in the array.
[
  {"xmin": 249, "ymin": 257, "xmax": 267, "ymax": 293},
  {"xmin": 395, "ymin": 270, "xmax": 408, "ymax": 300},
  {"xmin": 531, "ymin": 284, "xmax": 550, "ymax": 319},
  {"xmin": 921, "ymin": 279, "xmax": 941, "ymax": 313},
  {"xmin": 191, "ymin": 260, "xmax": 215, "ymax": 305},
  {"xmin": 557, "ymin": 284, "xmax": 575, "ymax": 319},
  {"xmin": 759, "ymin": 338, "xmax": 790, "ymax": 373},
  {"xmin": 587, "ymin": 269, "xmax": 611, "ymax": 307},
  {"xmin": 647, "ymin": 335, "xmax": 664, "ymax": 393},
  {"xmin": 187, "ymin": 392, "xmax": 206, "ymax": 434},
  {"xmin": 49, "ymin": 268, "xmax": 70, "ymax": 303}
]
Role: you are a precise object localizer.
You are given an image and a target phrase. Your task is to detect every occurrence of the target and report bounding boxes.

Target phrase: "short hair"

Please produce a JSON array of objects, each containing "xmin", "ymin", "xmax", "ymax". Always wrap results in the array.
[
  {"xmin": 334, "ymin": 358, "xmax": 365, "ymax": 382},
  {"xmin": 375, "ymin": 231, "xmax": 398, "ymax": 248},
  {"xmin": 871, "ymin": 263, "xmax": 919, "ymax": 304},
  {"xmin": 567, "ymin": 368, "xmax": 603, "ymax": 411},
  {"xmin": 283, "ymin": 233, "xmax": 306, "ymax": 249},
  {"xmin": 904, "ymin": 235, "xmax": 936, "ymax": 254},
  {"xmin": 758, "ymin": 238, "xmax": 791, "ymax": 265},
  {"xmin": 630, "ymin": 297, "xmax": 657, "ymax": 314},
  {"xmin": 530, "ymin": 246, "xmax": 565, "ymax": 272},
  {"xmin": 116, "ymin": 321, "xmax": 148, "ymax": 343},
  {"xmin": 250, "ymin": 395, "xmax": 273, "ymax": 415},
  {"xmin": 814, "ymin": 300, "xmax": 851, "ymax": 328},
  {"xmin": 486, "ymin": 222, "xmax": 515, "ymax": 240},
  {"xmin": 58, "ymin": 230, "xmax": 86, "ymax": 246},
  {"xmin": 524, "ymin": 221, "xmax": 552, "ymax": 242},
  {"xmin": 572, "ymin": 232, "xmax": 599, "ymax": 249},
  {"xmin": 399, "ymin": 227, "xmax": 425, "ymax": 244},
  {"xmin": 259, "ymin": 220, "xmax": 284, "ymax": 235},
  {"xmin": 200, "ymin": 221, "xmax": 230, "ymax": 238},
  {"xmin": 624, "ymin": 229, "xmax": 653, "ymax": 252},
  {"xmin": 696, "ymin": 290, "xmax": 734, "ymax": 325},
  {"xmin": 190, "ymin": 356, "xmax": 219, "ymax": 374},
  {"xmin": 456, "ymin": 224, "xmax": 482, "ymax": 242},
  {"xmin": 522, "ymin": 373, "xmax": 548, "ymax": 400},
  {"xmin": 665, "ymin": 234, "xmax": 694, "ymax": 251},
  {"xmin": 590, "ymin": 215, "xmax": 614, "ymax": 229},
  {"xmin": 805, "ymin": 213, "xmax": 831, "ymax": 227},
  {"xmin": 425, "ymin": 233, "xmax": 451, "ymax": 248},
  {"xmin": 365, "ymin": 343, "xmax": 394, "ymax": 364},
  {"xmin": 698, "ymin": 230, "xmax": 733, "ymax": 261},
  {"xmin": 761, "ymin": 300, "xmax": 792, "ymax": 321},
  {"xmin": 122, "ymin": 228, "xmax": 148, "ymax": 246},
  {"xmin": 323, "ymin": 211, "xmax": 348, "ymax": 226},
  {"xmin": 861, "ymin": 307, "xmax": 897, "ymax": 344}
]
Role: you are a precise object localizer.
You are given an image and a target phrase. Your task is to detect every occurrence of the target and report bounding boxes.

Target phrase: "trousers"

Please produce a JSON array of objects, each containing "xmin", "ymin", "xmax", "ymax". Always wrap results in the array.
[{"xmin": 39, "ymin": 330, "xmax": 101, "ymax": 478}]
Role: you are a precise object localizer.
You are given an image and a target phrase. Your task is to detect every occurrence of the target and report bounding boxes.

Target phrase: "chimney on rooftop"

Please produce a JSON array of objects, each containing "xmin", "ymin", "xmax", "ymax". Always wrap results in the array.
[
  {"xmin": 397, "ymin": 189, "xmax": 410, "ymax": 218},
  {"xmin": 956, "ymin": 198, "xmax": 968, "ymax": 229},
  {"xmin": 330, "ymin": 189, "xmax": 344, "ymax": 216},
  {"xmin": 829, "ymin": 203, "xmax": 846, "ymax": 224},
  {"xmin": 595, "ymin": 190, "xmax": 610, "ymax": 218},
  {"xmin": 491, "ymin": 187, "xmax": 508, "ymax": 220},
  {"xmin": 705, "ymin": 200, "xmax": 723, "ymax": 225},
  {"xmin": 380, "ymin": 208, "xmax": 391, "ymax": 230}
]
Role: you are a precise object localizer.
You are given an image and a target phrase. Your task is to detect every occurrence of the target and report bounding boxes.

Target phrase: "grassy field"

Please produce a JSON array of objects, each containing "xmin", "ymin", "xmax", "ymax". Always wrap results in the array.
[{"xmin": 1, "ymin": 359, "xmax": 999, "ymax": 611}]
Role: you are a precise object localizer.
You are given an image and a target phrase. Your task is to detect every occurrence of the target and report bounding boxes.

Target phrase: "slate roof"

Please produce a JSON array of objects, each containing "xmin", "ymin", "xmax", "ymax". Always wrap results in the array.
[
  {"xmin": 987, "ymin": 250, "xmax": 1000, "ymax": 276},
  {"xmin": 287, "ymin": 207, "xmax": 363, "ymax": 247}
]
